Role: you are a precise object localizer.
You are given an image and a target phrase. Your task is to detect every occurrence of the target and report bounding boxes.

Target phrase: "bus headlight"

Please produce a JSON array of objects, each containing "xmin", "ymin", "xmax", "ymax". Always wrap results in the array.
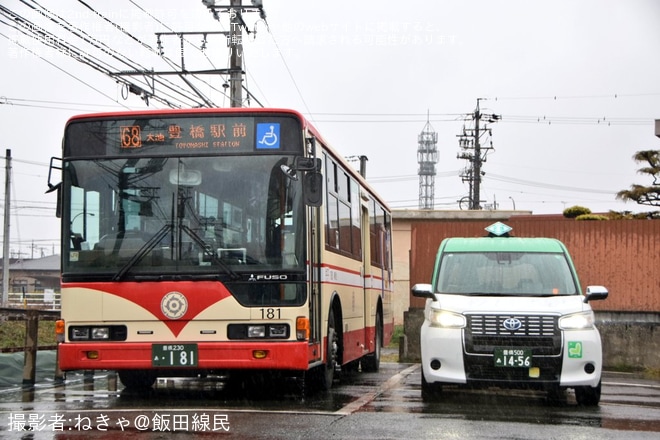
[
  {"xmin": 269, "ymin": 324, "xmax": 288, "ymax": 338},
  {"xmin": 248, "ymin": 325, "xmax": 266, "ymax": 338},
  {"xmin": 91, "ymin": 327, "xmax": 111, "ymax": 340},
  {"xmin": 559, "ymin": 311, "xmax": 595, "ymax": 330},
  {"xmin": 70, "ymin": 327, "xmax": 90, "ymax": 340},
  {"xmin": 68, "ymin": 325, "xmax": 127, "ymax": 341},
  {"xmin": 429, "ymin": 309, "xmax": 466, "ymax": 328},
  {"xmin": 227, "ymin": 324, "xmax": 291, "ymax": 339}
]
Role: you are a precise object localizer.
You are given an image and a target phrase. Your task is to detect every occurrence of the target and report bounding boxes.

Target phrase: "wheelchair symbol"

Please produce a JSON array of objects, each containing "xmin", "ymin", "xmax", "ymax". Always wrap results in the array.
[{"xmin": 258, "ymin": 125, "xmax": 278, "ymax": 147}]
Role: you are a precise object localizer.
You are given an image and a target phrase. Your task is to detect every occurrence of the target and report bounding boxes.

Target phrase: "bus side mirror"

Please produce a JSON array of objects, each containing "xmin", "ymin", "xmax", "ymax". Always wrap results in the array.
[
  {"xmin": 303, "ymin": 171, "xmax": 323, "ymax": 207},
  {"xmin": 46, "ymin": 156, "xmax": 62, "ymax": 218}
]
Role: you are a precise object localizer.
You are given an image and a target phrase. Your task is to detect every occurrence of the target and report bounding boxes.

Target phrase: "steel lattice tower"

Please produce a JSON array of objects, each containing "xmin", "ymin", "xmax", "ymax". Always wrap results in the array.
[{"xmin": 417, "ymin": 116, "xmax": 439, "ymax": 210}]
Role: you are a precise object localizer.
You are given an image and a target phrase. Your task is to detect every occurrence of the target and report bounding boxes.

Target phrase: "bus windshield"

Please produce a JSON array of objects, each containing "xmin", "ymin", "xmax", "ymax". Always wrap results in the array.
[{"xmin": 64, "ymin": 154, "xmax": 305, "ymax": 281}]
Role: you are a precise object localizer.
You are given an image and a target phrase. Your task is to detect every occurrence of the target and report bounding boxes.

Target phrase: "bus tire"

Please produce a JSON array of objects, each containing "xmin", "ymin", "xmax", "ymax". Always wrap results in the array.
[
  {"xmin": 361, "ymin": 313, "xmax": 381, "ymax": 372},
  {"xmin": 118, "ymin": 370, "xmax": 157, "ymax": 390},
  {"xmin": 321, "ymin": 307, "xmax": 339, "ymax": 390}
]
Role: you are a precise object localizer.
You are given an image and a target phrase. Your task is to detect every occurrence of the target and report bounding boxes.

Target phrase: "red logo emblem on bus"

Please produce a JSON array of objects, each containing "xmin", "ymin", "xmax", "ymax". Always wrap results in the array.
[{"xmin": 161, "ymin": 291, "xmax": 188, "ymax": 319}]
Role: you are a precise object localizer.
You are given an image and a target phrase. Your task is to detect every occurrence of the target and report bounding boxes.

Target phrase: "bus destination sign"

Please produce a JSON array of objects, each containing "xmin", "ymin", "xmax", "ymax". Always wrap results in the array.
[
  {"xmin": 119, "ymin": 120, "xmax": 252, "ymax": 151},
  {"xmin": 64, "ymin": 114, "xmax": 301, "ymax": 157}
]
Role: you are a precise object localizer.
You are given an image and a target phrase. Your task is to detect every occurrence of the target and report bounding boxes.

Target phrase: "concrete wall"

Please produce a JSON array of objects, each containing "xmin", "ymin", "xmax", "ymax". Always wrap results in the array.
[
  {"xmin": 597, "ymin": 312, "xmax": 660, "ymax": 370},
  {"xmin": 391, "ymin": 217, "xmax": 411, "ymax": 325}
]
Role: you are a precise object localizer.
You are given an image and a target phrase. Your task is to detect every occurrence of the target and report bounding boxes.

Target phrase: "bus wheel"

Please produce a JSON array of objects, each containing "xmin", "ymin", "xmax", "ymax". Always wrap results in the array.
[
  {"xmin": 322, "ymin": 308, "xmax": 339, "ymax": 390},
  {"xmin": 118, "ymin": 370, "xmax": 157, "ymax": 390},
  {"xmin": 361, "ymin": 313, "xmax": 381, "ymax": 372}
]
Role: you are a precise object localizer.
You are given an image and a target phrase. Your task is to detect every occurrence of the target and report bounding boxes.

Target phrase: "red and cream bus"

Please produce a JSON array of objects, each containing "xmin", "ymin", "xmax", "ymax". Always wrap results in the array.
[{"xmin": 49, "ymin": 108, "xmax": 393, "ymax": 391}]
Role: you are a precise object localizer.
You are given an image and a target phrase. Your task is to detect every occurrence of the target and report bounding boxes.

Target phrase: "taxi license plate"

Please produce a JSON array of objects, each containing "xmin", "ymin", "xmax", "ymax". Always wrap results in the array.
[
  {"xmin": 152, "ymin": 344, "xmax": 198, "ymax": 367},
  {"xmin": 494, "ymin": 348, "xmax": 532, "ymax": 368}
]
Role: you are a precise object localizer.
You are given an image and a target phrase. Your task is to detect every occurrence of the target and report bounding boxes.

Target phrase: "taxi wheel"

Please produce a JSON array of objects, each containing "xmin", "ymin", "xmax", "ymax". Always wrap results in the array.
[
  {"xmin": 421, "ymin": 370, "xmax": 442, "ymax": 401},
  {"xmin": 575, "ymin": 381, "xmax": 601, "ymax": 406}
]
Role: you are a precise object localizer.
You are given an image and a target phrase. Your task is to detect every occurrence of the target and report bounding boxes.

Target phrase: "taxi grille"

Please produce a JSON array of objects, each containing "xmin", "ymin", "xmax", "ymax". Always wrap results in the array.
[{"xmin": 465, "ymin": 314, "xmax": 561, "ymax": 355}]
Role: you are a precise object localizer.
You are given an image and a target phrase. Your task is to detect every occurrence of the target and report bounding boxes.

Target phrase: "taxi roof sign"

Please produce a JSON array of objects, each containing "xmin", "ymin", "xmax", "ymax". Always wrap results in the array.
[{"xmin": 485, "ymin": 222, "xmax": 512, "ymax": 237}]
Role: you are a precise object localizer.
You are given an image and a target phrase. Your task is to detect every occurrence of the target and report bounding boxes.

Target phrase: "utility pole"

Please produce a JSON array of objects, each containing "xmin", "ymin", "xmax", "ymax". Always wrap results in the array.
[
  {"xmin": 457, "ymin": 99, "xmax": 500, "ymax": 210},
  {"xmin": 472, "ymin": 102, "xmax": 482, "ymax": 210},
  {"xmin": 199, "ymin": 0, "xmax": 266, "ymax": 107},
  {"xmin": 344, "ymin": 156, "xmax": 369, "ymax": 178},
  {"xmin": 229, "ymin": 0, "xmax": 243, "ymax": 107},
  {"xmin": 2, "ymin": 149, "xmax": 11, "ymax": 306}
]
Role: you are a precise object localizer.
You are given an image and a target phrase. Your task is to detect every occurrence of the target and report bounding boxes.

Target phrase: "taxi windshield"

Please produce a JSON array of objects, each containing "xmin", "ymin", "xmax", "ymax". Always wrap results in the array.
[{"xmin": 435, "ymin": 252, "xmax": 578, "ymax": 296}]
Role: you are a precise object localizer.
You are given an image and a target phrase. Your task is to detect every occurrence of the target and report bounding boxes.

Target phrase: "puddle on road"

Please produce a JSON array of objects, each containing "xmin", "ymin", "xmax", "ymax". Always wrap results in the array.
[
  {"xmin": 364, "ymin": 384, "xmax": 660, "ymax": 434},
  {"xmin": 117, "ymin": 374, "xmax": 356, "ymax": 413}
]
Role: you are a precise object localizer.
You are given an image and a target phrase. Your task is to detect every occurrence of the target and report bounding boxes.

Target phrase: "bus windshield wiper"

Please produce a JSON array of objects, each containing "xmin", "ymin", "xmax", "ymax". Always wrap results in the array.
[
  {"xmin": 180, "ymin": 224, "xmax": 240, "ymax": 280},
  {"xmin": 112, "ymin": 224, "xmax": 172, "ymax": 281}
]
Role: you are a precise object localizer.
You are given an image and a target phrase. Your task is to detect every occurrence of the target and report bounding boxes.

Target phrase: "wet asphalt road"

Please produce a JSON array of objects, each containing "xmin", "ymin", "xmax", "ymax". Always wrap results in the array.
[{"xmin": 1, "ymin": 353, "xmax": 659, "ymax": 439}]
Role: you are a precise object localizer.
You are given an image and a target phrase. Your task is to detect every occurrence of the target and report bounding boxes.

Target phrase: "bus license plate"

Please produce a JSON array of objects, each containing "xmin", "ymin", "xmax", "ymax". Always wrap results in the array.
[
  {"xmin": 152, "ymin": 344, "xmax": 198, "ymax": 367},
  {"xmin": 494, "ymin": 348, "xmax": 532, "ymax": 368}
]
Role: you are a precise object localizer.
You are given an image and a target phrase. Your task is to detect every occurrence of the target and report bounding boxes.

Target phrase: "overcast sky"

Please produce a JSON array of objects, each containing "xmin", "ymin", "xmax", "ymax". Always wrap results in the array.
[{"xmin": 1, "ymin": 0, "xmax": 660, "ymax": 257}]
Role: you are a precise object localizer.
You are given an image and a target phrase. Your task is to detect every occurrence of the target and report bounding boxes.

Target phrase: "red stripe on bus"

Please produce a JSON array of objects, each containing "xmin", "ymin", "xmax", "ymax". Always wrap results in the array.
[
  {"xmin": 63, "ymin": 281, "xmax": 232, "ymax": 337},
  {"xmin": 318, "ymin": 263, "xmax": 362, "ymax": 276}
]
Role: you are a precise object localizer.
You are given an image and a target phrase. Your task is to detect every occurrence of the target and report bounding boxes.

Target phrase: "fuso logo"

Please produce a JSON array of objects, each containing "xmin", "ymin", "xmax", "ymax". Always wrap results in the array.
[{"xmin": 248, "ymin": 274, "xmax": 288, "ymax": 281}]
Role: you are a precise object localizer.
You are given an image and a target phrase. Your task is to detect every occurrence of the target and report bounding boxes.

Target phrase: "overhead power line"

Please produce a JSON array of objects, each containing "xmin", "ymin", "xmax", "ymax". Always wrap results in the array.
[
  {"xmin": 2, "ymin": 0, "xmax": 277, "ymax": 112},
  {"xmin": 2, "ymin": 1, "xmax": 218, "ymax": 108},
  {"xmin": 303, "ymin": 113, "xmax": 652, "ymax": 126},
  {"xmin": 0, "ymin": 28, "xmax": 125, "ymax": 107},
  {"xmin": 486, "ymin": 173, "xmax": 616, "ymax": 195},
  {"xmin": 492, "ymin": 92, "xmax": 660, "ymax": 101},
  {"xmin": 262, "ymin": 20, "xmax": 314, "ymax": 119}
]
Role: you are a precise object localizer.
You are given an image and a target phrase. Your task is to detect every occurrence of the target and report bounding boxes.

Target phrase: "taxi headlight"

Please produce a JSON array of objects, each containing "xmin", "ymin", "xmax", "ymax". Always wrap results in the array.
[
  {"xmin": 429, "ymin": 309, "xmax": 466, "ymax": 328},
  {"xmin": 559, "ymin": 311, "xmax": 595, "ymax": 330}
]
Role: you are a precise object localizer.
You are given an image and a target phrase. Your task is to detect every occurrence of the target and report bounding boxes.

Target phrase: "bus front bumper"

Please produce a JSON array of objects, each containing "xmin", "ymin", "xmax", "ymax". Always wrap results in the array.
[{"xmin": 58, "ymin": 341, "xmax": 314, "ymax": 372}]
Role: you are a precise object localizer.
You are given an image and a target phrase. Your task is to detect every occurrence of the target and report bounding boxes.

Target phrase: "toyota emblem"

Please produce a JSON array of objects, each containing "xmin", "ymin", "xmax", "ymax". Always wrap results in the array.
[{"xmin": 503, "ymin": 317, "xmax": 522, "ymax": 331}]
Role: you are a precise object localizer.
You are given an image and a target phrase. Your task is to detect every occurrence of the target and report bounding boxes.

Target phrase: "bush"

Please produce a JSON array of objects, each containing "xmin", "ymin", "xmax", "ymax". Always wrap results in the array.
[
  {"xmin": 575, "ymin": 214, "xmax": 608, "ymax": 221},
  {"xmin": 606, "ymin": 210, "xmax": 660, "ymax": 220},
  {"xmin": 636, "ymin": 211, "xmax": 660, "ymax": 219},
  {"xmin": 0, "ymin": 321, "xmax": 56, "ymax": 350},
  {"xmin": 388, "ymin": 325, "xmax": 404, "ymax": 348},
  {"xmin": 607, "ymin": 210, "xmax": 632, "ymax": 220},
  {"xmin": 563, "ymin": 205, "xmax": 591, "ymax": 218}
]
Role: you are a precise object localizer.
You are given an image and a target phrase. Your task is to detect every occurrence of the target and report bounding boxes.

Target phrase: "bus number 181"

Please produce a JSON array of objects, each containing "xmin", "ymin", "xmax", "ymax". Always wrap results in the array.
[{"xmin": 260, "ymin": 308, "xmax": 281, "ymax": 319}]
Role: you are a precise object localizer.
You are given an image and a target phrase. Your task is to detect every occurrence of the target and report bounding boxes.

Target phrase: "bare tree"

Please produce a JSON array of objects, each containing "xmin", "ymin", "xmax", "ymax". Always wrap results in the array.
[{"xmin": 616, "ymin": 150, "xmax": 660, "ymax": 207}]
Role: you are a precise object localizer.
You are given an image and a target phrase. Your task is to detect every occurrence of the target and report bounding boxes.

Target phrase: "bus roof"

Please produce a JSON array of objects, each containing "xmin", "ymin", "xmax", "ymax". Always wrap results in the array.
[{"xmin": 65, "ymin": 107, "xmax": 307, "ymax": 123}]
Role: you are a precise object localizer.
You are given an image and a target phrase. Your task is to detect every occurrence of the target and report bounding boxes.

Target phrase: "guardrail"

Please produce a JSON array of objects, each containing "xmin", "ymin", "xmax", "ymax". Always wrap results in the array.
[{"xmin": 5, "ymin": 291, "xmax": 60, "ymax": 310}]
